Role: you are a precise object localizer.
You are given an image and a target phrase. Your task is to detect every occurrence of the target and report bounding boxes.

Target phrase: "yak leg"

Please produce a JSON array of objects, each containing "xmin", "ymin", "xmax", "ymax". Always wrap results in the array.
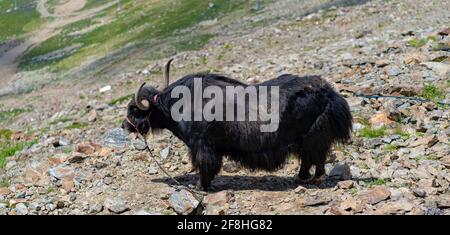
[
  {"xmin": 297, "ymin": 133, "xmax": 332, "ymax": 184},
  {"xmin": 194, "ymin": 147, "xmax": 222, "ymax": 191},
  {"xmin": 310, "ymin": 139, "xmax": 332, "ymax": 185},
  {"xmin": 295, "ymin": 156, "xmax": 312, "ymax": 183}
]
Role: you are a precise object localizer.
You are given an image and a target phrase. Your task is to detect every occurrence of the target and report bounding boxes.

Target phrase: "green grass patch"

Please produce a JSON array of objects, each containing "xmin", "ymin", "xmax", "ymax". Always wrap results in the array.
[
  {"xmin": 46, "ymin": 186, "xmax": 55, "ymax": 193},
  {"xmin": 0, "ymin": 138, "xmax": 37, "ymax": 169},
  {"xmin": 393, "ymin": 127, "xmax": 410, "ymax": 140},
  {"xmin": 358, "ymin": 126, "xmax": 386, "ymax": 138},
  {"xmin": 67, "ymin": 122, "xmax": 88, "ymax": 129},
  {"xmin": 0, "ymin": 177, "xmax": 10, "ymax": 187},
  {"xmin": 0, "ymin": 0, "xmax": 43, "ymax": 41},
  {"xmin": 0, "ymin": 129, "xmax": 13, "ymax": 140},
  {"xmin": 425, "ymin": 155, "xmax": 440, "ymax": 161},
  {"xmin": 49, "ymin": 116, "xmax": 73, "ymax": 125},
  {"xmin": 80, "ymin": 0, "xmax": 111, "ymax": 11},
  {"xmin": 18, "ymin": 0, "xmax": 248, "ymax": 72},
  {"xmin": 363, "ymin": 178, "xmax": 390, "ymax": 187},
  {"xmin": 174, "ymin": 34, "xmax": 214, "ymax": 52},
  {"xmin": 407, "ymin": 36, "xmax": 438, "ymax": 48},
  {"xmin": 415, "ymin": 131, "xmax": 425, "ymax": 137},
  {"xmin": 420, "ymin": 84, "xmax": 445, "ymax": 102},
  {"xmin": 108, "ymin": 93, "xmax": 133, "ymax": 106},
  {"xmin": 383, "ymin": 144, "xmax": 398, "ymax": 151},
  {"xmin": 0, "ymin": 107, "xmax": 32, "ymax": 123}
]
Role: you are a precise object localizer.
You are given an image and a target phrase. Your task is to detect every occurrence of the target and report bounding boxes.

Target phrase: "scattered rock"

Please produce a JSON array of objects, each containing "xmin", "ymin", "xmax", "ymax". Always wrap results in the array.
[
  {"xmin": 370, "ymin": 112, "xmax": 393, "ymax": 128},
  {"xmin": 52, "ymin": 137, "xmax": 69, "ymax": 147},
  {"xmin": 329, "ymin": 163, "xmax": 352, "ymax": 180},
  {"xmin": 76, "ymin": 143, "xmax": 95, "ymax": 155},
  {"xmin": 412, "ymin": 188, "xmax": 426, "ymax": 198},
  {"xmin": 169, "ymin": 189, "xmax": 200, "ymax": 215},
  {"xmin": 9, "ymin": 198, "xmax": 27, "ymax": 207},
  {"xmin": 87, "ymin": 109, "xmax": 97, "ymax": 122},
  {"xmin": 48, "ymin": 165, "xmax": 75, "ymax": 180},
  {"xmin": 103, "ymin": 128, "xmax": 130, "ymax": 148},
  {"xmin": 160, "ymin": 147, "xmax": 170, "ymax": 159},
  {"xmin": 337, "ymin": 180, "xmax": 354, "ymax": 189},
  {"xmin": 436, "ymin": 195, "xmax": 450, "ymax": 209},
  {"xmin": 359, "ymin": 186, "xmax": 391, "ymax": 205},
  {"xmin": 421, "ymin": 62, "xmax": 450, "ymax": 77},
  {"xmin": 68, "ymin": 152, "xmax": 86, "ymax": 164},
  {"xmin": 148, "ymin": 165, "xmax": 158, "ymax": 175},
  {"xmin": 0, "ymin": 187, "xmax": 11, "ymax": 196},
  {"xmin": 294, "ymin": 185, "xmax": 307, "ymax": 194},
  {"xmin": 302, "ymin": 195, "xmax": 331, "ymax": 207},
  {"xmin": 437, "ymin": 27, "xmax": 450, "ymax": 36},
  {"xmin": 99, "ymin": 85, "xmax": 111, "ymax": 93},
  {"xmin": 202, "ymin": 191, "xmax": 233, "ymax": 215},
  {"xmin": 385, "ymin": 66, "xmax": 402, "ymax": 76},
  {"xmin": 89, "ymin": 203, "xmax": 104, "ymax": 214},
  {"xmin": 375, "ymin": 199, "xmax": 414, "ymax": 215},
  {"xmin": 409, "ymin": 135, "xmax": 438, "ymax": 148},
  {"xmin": 48, "ymin": 165, "xmax": 76, "ymax": 191},
  {"xmin": 104, "ymin": 197, "xmax": 129, "ymax": 214},
  {"xmin": 339, "ymin": 198, "xmax": 364, "ymax": 214},
  {"xmin": 15, "ymin": 203, "xmax": 29, "ymax": 215}
]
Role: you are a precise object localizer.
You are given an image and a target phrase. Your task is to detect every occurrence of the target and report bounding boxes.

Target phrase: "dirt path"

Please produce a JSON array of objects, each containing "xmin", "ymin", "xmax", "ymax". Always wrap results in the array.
[
  {"xmin": 36, "ymin": 0, "xmax": 51, "ymax": 17},
  {"xmin": 0, "ymin": 0, "xmax": 116, "ymax": 87},
  {"xmin": 54, "ymin": 0, "xmax": 87, "ymax": 16}
]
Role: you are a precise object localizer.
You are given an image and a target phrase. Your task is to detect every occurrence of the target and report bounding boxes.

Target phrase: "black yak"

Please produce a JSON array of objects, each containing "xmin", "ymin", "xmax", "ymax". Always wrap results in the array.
[{"xmin": 122, "ymin": 59, "xmax": 352, "ymax": 190}]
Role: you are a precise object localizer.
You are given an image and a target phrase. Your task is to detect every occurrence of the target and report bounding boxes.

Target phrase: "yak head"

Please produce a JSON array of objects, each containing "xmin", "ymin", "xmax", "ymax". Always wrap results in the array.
[{"xmin": 122, "ymin": 59, "xmax": 173, "ymax": 135}]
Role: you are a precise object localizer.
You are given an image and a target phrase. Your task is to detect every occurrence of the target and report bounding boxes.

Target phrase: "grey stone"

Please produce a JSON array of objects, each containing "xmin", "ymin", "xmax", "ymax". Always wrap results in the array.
[
  {"xmin": 160, "ymin": 147, "xmax": 170, "ymax": 159},
  {"xmin": 89, "ymin": 203, "xmax": 103, "ymax": 214},
  {"xmin": 169, "ymin": 189, "xmax": 200, "ymax": 215},
  {"xmin": 329, "ymin": 163, "xmax": 352, "ymax": 180},
  {"xmin": 132, "ymin": 139, "xmax": 146, "ymax": 150},
  {"xmin": 48, "ymin": 165, "xmax": 75, "ymax": 180},
  {"xmin": 365, "ymin": 138, "xmax": 383, "ymax": 148},
  {"xmin": 413, "ymin": 188, "xmax": 427, "ymax": 198},
  {"xmin": 103, "ymin": 128, "xmax": 130, "ymax": 148},
  {"xmin": 15, "ymin": 203, "xmax": 29, "ymax": 215},
  {"xmin": 104, "ymin": 197, "xmax": 129, "ymax": 214},
  {"xmin": 103, "ymin": 176, "xmax": 113, "ymax": 185},
  {"xmin": 0, "ymin": 203, "xmax": 8, "ymax": 209},
  {"xmin": 148, "ymin": 165, "xmax": 158, "ymax": 175},
  {"xmin": 387, "ymin": 66, "xmax": 402, "ymax": 76}
]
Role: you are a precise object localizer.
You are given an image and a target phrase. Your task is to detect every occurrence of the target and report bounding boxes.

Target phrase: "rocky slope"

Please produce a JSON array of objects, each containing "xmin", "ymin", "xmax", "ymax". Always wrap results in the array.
[{"xmin": 0, "ymin": 0, "xmax": 449, "ymax": 215}]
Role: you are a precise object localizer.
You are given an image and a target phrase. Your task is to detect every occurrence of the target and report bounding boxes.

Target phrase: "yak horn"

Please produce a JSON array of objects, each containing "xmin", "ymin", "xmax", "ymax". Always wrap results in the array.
[
  {"xmin": 135, "ymin": 82, "xmax": 150, "ymax": 110},
  {"xmin": 163, "ymin": 58, "xmax": 174, "ymax": 89}
]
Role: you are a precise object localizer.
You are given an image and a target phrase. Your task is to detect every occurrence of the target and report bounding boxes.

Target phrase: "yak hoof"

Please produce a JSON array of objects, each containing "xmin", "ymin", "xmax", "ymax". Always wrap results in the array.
[
  {"xmin": 294, "ymin": 174, "xmax": 313, "ymax": 184},
  {"xmin": 312, "ymin": 174, "xmax": 326, "ymax": 185},
  {"xmin": 195, "ymin": 180, "xmax": 208, "ymax": 191}
]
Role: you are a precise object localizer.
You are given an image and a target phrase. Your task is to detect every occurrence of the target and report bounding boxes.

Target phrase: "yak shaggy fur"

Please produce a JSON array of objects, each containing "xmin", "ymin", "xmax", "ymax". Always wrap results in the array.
[{"xmin": 123, "ymin": 73, "xmax": 353, "ymax": 190}]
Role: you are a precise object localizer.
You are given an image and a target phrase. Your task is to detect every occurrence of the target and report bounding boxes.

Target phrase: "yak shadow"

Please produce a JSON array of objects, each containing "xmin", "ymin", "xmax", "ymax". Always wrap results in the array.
[
  {"xmin": 151, "ymin": 174, "xmax": 342, "ymax": 192},
  {"xmin": 151, "ymin": 174, "xmax": 385, "ymax": 192}
]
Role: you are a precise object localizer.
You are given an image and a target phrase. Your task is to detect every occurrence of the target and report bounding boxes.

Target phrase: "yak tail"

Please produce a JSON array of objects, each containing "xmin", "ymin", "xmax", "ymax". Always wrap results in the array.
[{"xmin": 305, "ymin": 92, "xmax": 353, "ymax": 145}]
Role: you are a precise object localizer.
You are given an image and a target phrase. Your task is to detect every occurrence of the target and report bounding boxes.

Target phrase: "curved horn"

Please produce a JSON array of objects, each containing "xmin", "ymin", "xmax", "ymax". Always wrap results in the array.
[
  {"xmin": 163, "ymin": 58, "xmax": 174, "ymax": 89},
  {"xmin": 135, "ymin": 82, "xmax": 150, "ymax": 110}
]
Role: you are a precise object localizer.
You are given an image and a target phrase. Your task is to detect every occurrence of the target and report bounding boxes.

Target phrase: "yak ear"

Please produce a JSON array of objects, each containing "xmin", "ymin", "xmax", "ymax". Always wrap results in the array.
[{"xmin": 135, "ymin": 83, "xmax": 150, "ymax": 110}]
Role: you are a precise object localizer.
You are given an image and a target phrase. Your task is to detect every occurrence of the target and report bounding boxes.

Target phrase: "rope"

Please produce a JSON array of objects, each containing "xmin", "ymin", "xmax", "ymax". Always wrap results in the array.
[
  {"xmin": 139, "ymin": 134, "xmax": 205, "ymax": 202},
  {"xmin": 127, "ymin": 115, "xmax": 205, "ymax": 201}
]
